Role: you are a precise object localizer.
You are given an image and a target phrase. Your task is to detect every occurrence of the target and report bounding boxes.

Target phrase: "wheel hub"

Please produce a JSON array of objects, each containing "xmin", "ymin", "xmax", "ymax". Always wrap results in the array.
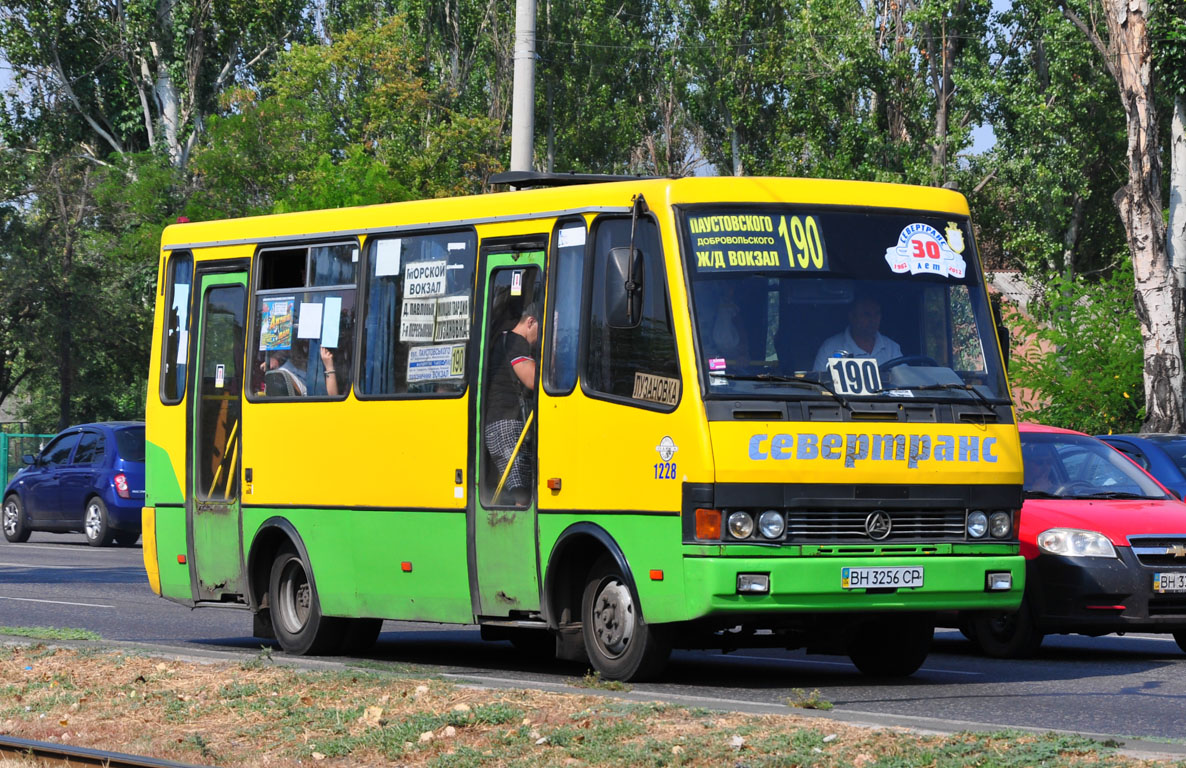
[
  {"xmin": 592, "ymin": 580, "xmax": 635, "ymax": 658},
  {"xmin": 2, "ymin": 502, "xmax": 16, "ymax": 536},
  {"xmin": 85, "ymin": 504, "xmax": 102, "ymax": 539}
]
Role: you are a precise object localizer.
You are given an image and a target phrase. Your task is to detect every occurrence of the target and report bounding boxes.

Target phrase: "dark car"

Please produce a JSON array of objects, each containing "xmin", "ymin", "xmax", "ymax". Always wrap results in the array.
[
  {"xmin": 1096, "ymin": 433, "xmax": 1186, "ymax": 499},
  {"xmin": 2, "ymin": 422, "xmax": 145, "ymax": 547},
  {"xmin": 962, "ymin": 423, "xmax": 1186, "ymax": 657}
]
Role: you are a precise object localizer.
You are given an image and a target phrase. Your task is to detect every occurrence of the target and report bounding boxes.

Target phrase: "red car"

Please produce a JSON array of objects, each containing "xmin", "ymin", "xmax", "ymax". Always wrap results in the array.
[{"xmin": 964, "ymin": 422, "xmax": 1186, "ymax": 657}]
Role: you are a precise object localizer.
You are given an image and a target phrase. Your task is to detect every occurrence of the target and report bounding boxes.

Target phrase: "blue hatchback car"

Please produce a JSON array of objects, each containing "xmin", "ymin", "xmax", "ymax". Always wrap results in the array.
[
  {"xmin": 1096, "ymin": 434, "xmax": 1186, "ymax": 500},
  {"xmin": 2, "ymin": 422, "xmax": 146, "ymax": 547}
]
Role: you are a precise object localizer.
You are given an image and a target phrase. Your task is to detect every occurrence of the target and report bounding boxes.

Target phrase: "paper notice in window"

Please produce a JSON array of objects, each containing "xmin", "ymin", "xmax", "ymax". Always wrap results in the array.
[
  {"xmin": 297, "ymin": 302, "xmax": 323, "ymax": 339},
  {"xmin": 434, "ymin": 295, "xmax": 470, "ymax": 342},
  {"xmin": 400, "ymin": 298, "xmax": 436, "ymax": 343},
  {"xmin": 321, "ymin": 296, "xmax": 342, "ymax": 348},
  {"xmin": 558, "ymin": 227, "xmax": 586, "ymax": 248},
  {"xmin": 176, "ymin": 330, "xmax": 188, "ymax": 364},
  {"xmin": 375, "ymin": 239, "xmax": 401, "ymax": 277}
]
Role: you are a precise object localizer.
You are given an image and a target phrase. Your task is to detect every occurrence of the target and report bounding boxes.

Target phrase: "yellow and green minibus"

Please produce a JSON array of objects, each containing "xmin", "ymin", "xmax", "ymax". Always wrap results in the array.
[{"xmin": 143, "ymin": 173, "xmax": 1024, "ymax": 680}]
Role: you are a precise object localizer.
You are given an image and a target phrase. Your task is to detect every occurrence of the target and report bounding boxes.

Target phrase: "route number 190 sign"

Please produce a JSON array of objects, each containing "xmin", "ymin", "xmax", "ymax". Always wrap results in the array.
[{"xmin": 826, "ymin": 356, "xmax": 883, "ymax": 396}]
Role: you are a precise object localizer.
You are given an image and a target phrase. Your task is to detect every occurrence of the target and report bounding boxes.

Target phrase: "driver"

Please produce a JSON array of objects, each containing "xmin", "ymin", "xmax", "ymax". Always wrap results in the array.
[{"xmin": 813, "ymin": 295, "xmax": 902, "ymax": 370}]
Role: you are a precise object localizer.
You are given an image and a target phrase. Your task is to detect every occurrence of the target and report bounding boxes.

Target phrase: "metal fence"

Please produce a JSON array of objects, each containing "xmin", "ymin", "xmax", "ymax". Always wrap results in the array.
[{"xmin": 1, "ymin": 432, "xmax": 55, "ymax": 489}]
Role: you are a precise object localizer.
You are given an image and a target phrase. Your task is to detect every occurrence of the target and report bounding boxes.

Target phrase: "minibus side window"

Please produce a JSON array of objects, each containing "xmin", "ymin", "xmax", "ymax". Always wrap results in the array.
[
  {"xmin": 359, "ymin": 230, "xmax": 477, "ymax": 397},
  {"xmin": 250, "ymin": 242, "xmax": 358, "ymax": 399},
  {"xmin": 161, "ymin": 251, "xmax": 193, "ymax": 404},
  {"xmin": 544, "ymin": 220, "xmax": 587, "ymax": 393},
  {"xmin": 584, "ymin": 217, "xmax": 680, "ymax": 408}
]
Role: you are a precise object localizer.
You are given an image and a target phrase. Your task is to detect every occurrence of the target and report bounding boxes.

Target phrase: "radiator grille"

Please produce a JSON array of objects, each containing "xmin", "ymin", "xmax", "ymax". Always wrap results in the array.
[
  {"xmin": 1128, "ymin": 536, "xmax": 1186, "ymax": 567},
  {"xmin": 786, "ymin": 510, "xmax": 967, "ymax": 541}
]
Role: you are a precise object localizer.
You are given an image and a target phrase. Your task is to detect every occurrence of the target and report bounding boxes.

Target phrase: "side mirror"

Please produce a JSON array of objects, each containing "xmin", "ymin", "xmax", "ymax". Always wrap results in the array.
[
  {"xmin": 21, "ymin": 454, "xmax": 35, "ymax": 466},
  {"xmin": 996, "ymin": 323, "xmax": 1010, "ymax": 372},
  {"xmin": 606, "ymin": 246, "xmax": 644, "ymax": 329}
]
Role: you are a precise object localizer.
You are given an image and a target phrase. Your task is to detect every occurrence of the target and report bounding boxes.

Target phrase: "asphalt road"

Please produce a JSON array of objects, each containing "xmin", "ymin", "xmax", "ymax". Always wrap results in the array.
[{"xmin": 3, "ymin": 532, "xmax": 1186, "ymax": 751}]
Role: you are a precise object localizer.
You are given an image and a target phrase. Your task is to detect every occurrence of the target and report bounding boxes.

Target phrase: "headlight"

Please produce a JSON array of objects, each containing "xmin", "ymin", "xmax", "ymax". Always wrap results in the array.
[
  {"xmin": 1036, "ymin": 528, "xmax": 1117, "ymax": 558},
  {"xmin": 727, "ymin": 511, "xmax": 754, "ymax": 539},
  {"xmin": 757, "ymin": 510, "xmax": 785, "ymax": 539},
  {"xmin": 989, "ymin": 511, "xmax": 1012, "ymax": 539},
  {"xmin": 967, "ymin": 510, "xmax": 988, "ymax": 538}
]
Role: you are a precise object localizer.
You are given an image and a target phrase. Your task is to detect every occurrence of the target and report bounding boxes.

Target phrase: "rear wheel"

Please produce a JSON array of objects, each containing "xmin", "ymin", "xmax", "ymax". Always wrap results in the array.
[
  {"xmin": 2, "ymin": 496, "xmax": 29, "ymax": 543},
  {"xmin": 1172, "ymin": 631, "xmax": 1186, "ymax": 655},
  {"xmin": 970, "ymin": 595, "xmax": 1043, "ymax": 658},
  {"xmin": 84, "ymin": 498, "xmax": 114, "ymax": 547},
  {"xmin": 339, "ymin": 618, "xmax": 383, "ymax": 654},
  {"xmin": 847, "ymin": 615, "xmax": 933, "ymax": 677},
  {"xmin": 268, "ymin": 544, "xmax": 344, "ymax": 655},
  {"xmin": 580, "ymin": 555, "xmax": 670, "ymax": 682}
]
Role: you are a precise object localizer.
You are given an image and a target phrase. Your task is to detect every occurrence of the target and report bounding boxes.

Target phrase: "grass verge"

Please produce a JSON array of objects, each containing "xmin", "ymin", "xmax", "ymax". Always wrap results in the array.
[
  {"xmin": 0, "ymin": 626, "xmax": 101, "ymax": 642},
  {"xmin": 0, "ymin": 644, "xmax": 1175, "ymax": 767}
]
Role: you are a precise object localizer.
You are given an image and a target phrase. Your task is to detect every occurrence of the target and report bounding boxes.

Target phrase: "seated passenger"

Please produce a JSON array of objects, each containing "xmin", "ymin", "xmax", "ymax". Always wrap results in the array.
[
  {"xmin": 262, "ymin": 351, "xmax": 307, "ymax": 396},
  {"xmin": 813, "ymin": 295, "xmax": 902, "ymax": 370}
]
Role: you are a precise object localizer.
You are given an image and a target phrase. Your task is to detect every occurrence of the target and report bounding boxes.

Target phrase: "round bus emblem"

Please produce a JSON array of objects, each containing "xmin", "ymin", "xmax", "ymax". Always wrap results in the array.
[
  {"xmin": 865, "ymin": 511, "xmax": 892, "ymax": 540},
  {"xmin": 656, "ymin": 436, "xmax": 678, "ymax": 462}
]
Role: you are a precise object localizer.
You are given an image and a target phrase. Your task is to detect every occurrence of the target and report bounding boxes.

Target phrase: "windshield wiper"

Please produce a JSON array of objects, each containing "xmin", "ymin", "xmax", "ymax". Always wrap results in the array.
[
  {"xmin": 905, "ymin": 383, "xmax": 1003, "ymax": 411},
  {"xmin": 1023, "ymin": 490, "xmax": 1062, "ymax": 499},
  {"xmin": 1073, "ymin": 491, "xmax": 1159, "ymax": 500},
  {"xmin": 715, "ymin": 373, "xmax": 850, "ymax": 409}
]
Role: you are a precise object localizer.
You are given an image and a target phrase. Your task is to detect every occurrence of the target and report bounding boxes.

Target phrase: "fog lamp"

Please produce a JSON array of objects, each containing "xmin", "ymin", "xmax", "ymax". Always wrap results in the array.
[
  {"xmin": 985, "ymin": 572, "xmax": 1013, "ymax": 591},
  {"xmin": 737, "ymin": 573, "xmax": 770, "ymax": 594}
]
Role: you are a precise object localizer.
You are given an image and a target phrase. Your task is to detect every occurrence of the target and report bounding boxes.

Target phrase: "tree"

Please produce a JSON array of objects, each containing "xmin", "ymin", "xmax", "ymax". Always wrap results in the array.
[
  {"xmin": 1153, "ymin": 0, "xmax": 1186, "ymax": 306},
  {"xmin": 1011, "ymin": 266, "xmax": 1145, "ymax": 434},
  {"xmin": 1058, "ymin": 0, "xmax": 1184, "ymax": 432}
]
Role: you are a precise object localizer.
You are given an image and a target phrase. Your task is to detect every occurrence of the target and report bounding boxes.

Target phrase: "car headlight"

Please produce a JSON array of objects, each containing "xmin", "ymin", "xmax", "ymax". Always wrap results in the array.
[
  {"xmin": 967, "ymin": 510, "xmax": 988, "ymax": 538},
  {"xmin": 989, "ymin": 511, "xmax": 1012, "ymax": 539},
  {"xmin": 1036, "ymin": 528, "xmax": 1116, "ymax": 558},
  {"xmin": 757, "ymin": 510, "xmax": 785, "ymax": 539},
  {"xmin": 727, "ymin": 511, "xmax": 754, "ymax": 539}
]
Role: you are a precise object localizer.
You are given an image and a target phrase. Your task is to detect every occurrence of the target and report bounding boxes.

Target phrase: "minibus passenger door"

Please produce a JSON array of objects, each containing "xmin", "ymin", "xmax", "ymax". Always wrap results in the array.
[
  {"xmin": 187, "ymin": 271, "xmax": 247, "ymax": 602},
  {"xmin": 473, "ymin": 249, "xmax": 545, "ymax": 617}
]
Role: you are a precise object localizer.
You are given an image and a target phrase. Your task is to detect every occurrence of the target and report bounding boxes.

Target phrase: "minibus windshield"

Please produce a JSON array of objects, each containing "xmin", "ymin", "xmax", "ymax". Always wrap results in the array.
[{"xmin": 680, "ymin": 206, "xmax": 1009, "ymax": 404}]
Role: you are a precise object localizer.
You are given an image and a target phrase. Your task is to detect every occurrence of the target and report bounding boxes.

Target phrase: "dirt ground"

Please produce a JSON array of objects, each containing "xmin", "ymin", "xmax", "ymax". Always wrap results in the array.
[{"xmin": 0, "ymin": 644, "xmax": 1178, "ymax": 767}]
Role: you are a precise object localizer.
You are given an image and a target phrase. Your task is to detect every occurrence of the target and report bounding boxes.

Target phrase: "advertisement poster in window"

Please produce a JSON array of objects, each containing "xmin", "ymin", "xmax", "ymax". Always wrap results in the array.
[{"xmin": 260, "ymin": 298, "xmax": 294, "ymax": 350}]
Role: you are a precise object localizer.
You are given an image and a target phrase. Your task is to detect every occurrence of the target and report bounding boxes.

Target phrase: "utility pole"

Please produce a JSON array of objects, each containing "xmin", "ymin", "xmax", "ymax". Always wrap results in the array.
[{"xmin": 510, "ymin": 0, "xmax": 536, "ymax": 172}]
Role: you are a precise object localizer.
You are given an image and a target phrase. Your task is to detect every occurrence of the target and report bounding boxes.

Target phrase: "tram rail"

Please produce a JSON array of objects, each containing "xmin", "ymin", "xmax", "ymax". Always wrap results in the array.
[{"xmin": 0, "ymin": 734, "xmax": 212, "ymax": 767}]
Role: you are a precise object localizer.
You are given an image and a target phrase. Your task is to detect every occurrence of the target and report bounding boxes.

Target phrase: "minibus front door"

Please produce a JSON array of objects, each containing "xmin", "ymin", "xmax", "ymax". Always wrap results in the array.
[
  {"xmin": 187, "ymin": 271, "xmax": 247, "ymax": 602},
  {"xmin": 473, "ymin": 251, "xmax": 545, "ymax": 617}
]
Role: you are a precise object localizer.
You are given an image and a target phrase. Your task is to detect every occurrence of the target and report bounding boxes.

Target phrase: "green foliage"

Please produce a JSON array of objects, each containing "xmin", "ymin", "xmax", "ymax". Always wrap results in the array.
[
  {"xmin": 0, "ymin": 626, "xmax": 102, "ymax": 641},
  {"xmin": 1153, "ymin": 0, "xmax": 1186, "ymax": 97},
  {"xmin": 1010, "ymin": 265, "xmax": 1144, "ymax": 434}
]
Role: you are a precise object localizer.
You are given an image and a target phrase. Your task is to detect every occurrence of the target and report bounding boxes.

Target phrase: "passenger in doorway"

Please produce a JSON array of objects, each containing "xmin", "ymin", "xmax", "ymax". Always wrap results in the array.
[
  {"xmin": 813, "ymin": 295, "xmax": 902, "ymax": 370},
  {"xmin": 484, "ymin": 303, "xmax": 540, "ymax": 506}
]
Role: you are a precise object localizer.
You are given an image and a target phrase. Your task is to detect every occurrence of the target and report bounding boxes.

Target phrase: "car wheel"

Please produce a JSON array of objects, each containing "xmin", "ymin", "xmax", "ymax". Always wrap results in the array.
[
  {"xmin": 84, "ymin": 497, "xmax": 114, "ymax": 547},
  {"xmin": 112, "ymin": 531, "xmax": 141, "ymax": 547},
  {"xmin": 580, "ymin": 555, "xmax": 670, "ymax": 682},
  {"xmin": 2, "ymin": 495, "xmax": 30, "ymax": 543},
  {"xmin": 970, "ymin": 595, "xmax": 1043, "ymax": 658},
  {"xmin": 1173, "ymin": 631, "xmax": 1186, "ymax": 655},
  {"xmin": 848, "ymin": 614, "xmax": 933, "ymax": 677},
  {"xmin": 268, "ymin": 544, "xmax": 344, "ymax": 655}
]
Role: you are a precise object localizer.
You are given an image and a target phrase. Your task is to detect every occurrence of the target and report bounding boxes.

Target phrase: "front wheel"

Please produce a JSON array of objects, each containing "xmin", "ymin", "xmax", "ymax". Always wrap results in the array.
[
  {"xmin": 970, "ymin": 595, "xmax": 1043, "ymax": 658},
  {"xmin": 2, "ymin": 496, "xmax": 30, "ymax": 543},
  {"xmin": 268, "ymin": 545, "xmax": 344, "ymax": 655},
  {"xmin": 1174, "ymin": 631, "xmax": 1186, "ymax": 655},
  {"xmin": 580, "ymin": 556, "xmax": 670, "ymax": 682},
  {"xmin": 84, "ymin": 498, "xmax": 114, "ymax": 547},
  {"xmin": 847, "ymin": 615, "xmax": 933, "ymax": 677}
]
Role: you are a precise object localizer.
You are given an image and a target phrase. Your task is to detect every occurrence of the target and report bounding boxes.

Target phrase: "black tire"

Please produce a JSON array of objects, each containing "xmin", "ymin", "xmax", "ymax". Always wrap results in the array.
[
  {"xmin": 847, "ymin": 615, "xmax": 934, "ymax": 677},
  {"xmin": 83, "ymin": 497, "xmax": 114, "ymax": 547},
  {"xmin": 580, "ymin": 555, "xmax": 670, "ymax": 682},
  {"xmin": 1173, "ymin": 631, "xmax": 1186, "ymax": 654},
  {"xmin": 268, "ymin": 544, "xmax": 344, "ymax": 655},
  {"xmin": 339, "ymin": 618, "xmax": 383, "ymax": 654},
  {"xmin": 970, "ymin": 595, "xmax": 1043, "ymax": 658},
  {"xmin": 2, "ymin": 495, "xmax": 30, "ymax": 543},
  {"xmin": 957, "ymin": 613, "xmax": 978, "ymax": 642},
  {"xmin": 112, "ymin": 531, "xmax": 141, "ymax": 547}
]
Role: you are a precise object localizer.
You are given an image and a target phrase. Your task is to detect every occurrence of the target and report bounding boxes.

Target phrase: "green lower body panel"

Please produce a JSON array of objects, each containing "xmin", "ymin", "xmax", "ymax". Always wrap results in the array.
[
  {"xmin": 154, "ymin": 505, "xmax": 192, "ymax": 602},
  {"xmin": 682, "ymin": 554, "xmax": 1024, "ymax": 616},
  {"xmin": 241, "ymin": 508, "xmax": 474, "ymax": 624}
]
